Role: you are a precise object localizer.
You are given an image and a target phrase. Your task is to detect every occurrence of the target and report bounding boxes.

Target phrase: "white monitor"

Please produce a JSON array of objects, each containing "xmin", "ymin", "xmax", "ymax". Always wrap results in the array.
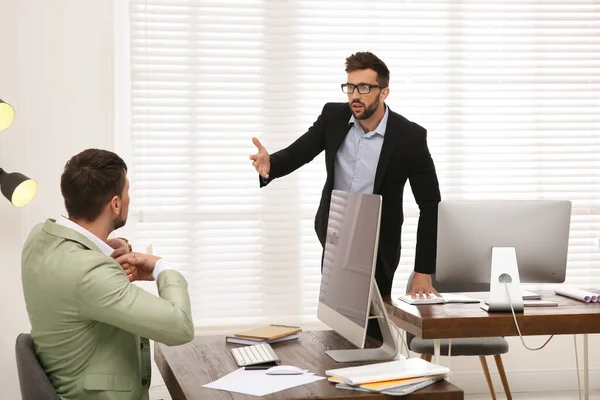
[
  {"xmin": 317, "ymin": 190, "xmax": 397, "ymax": 362},
  {"xmin": 435, "ymin": 200, "xmax": 572, "ymax": 311}
]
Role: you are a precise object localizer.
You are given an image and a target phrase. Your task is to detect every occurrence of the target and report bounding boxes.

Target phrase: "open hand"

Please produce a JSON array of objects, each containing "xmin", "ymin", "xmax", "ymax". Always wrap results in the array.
[{"xmin": 249, "ymin": 137, "xmax": 270, "ymax": 178}]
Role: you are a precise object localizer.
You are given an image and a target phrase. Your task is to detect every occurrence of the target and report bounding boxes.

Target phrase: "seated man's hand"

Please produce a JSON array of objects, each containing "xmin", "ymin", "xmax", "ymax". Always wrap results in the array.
[
  {"xmin": 407, "ymin": 272, "xmax": 440, "ymax": 299},
  {"xmin": 116, "ymin": 252, "xmax": 161, "ymax": 282},
  {"xmin": 107, "ymin": 238, "xmax": 132, "ymax": 259}
]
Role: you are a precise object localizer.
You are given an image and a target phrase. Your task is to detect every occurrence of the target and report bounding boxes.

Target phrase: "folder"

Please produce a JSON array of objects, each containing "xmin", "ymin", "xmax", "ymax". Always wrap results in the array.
[
  {"xmin": 326, "ymin": 358, "xmax": 450, "ymax": 386},
  {"xmin": 234, "ymin": 324, "xmax": 302, "ymax": 340},
  {"xmin": 328, "ymin": 373, "xmax": 449, "ymax": 392}
]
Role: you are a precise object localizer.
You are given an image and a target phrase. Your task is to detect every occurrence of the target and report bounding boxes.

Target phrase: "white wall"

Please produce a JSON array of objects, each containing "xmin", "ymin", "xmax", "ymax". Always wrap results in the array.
[
  {"xmin": 0, "ymin": 1, "xmax": 113, "ymax": 399},
  {"xmin": 0, "ymin": 1, "xmax": 598, "ymax": 399}
]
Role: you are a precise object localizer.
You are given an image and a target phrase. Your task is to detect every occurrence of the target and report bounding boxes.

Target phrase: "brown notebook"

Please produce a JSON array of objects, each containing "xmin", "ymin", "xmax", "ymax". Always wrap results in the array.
[{"xmin": 234, "ymin": 324, "xmax": 302, "ymax": 340}]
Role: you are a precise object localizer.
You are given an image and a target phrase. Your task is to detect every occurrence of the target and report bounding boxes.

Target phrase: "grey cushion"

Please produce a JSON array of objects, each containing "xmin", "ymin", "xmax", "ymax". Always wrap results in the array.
[
  {"xmin": 15, "ymin": 333, "xmax": 60, "ymax": 400},
  {"xmin": 409, "ymin": 336, "xmax": 509, "ymax": 356},
  {"xmin": 404, "ymin": 271, "xmax": 510, "ymax": 357}
]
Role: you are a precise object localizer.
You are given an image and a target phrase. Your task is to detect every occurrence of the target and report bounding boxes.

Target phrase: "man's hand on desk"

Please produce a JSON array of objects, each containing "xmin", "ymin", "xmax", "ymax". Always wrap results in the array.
[
  {"xmin": 116, "ymin": 252, "xmax": 161, "ymax": 282},
  {"xmin": 407, "ymin": 272, "xmax": 440, "ymax": 299}
]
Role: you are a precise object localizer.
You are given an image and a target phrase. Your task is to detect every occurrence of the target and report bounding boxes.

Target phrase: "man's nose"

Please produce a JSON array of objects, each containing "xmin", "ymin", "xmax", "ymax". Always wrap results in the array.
[{"xmin": 350, "ymin": 90, "xmax": 361, "ymax": 100}]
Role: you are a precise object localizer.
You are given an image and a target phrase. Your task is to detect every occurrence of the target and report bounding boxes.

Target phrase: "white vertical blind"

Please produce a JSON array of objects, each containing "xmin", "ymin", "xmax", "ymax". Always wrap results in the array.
[{"xmin": 127, "ymin": 0, "xmax": 600, "ymax": 330}]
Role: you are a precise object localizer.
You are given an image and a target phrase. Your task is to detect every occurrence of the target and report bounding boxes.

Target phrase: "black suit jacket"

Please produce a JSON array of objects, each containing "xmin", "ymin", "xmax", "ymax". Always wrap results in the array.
[{"xmin": 261, "ymin": 102, "xmax": 441, "ymax": 295}]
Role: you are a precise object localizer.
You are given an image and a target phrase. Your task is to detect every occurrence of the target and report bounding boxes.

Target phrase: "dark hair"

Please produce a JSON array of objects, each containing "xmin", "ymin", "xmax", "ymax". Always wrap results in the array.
[
  {"xmin": 345, "ymin": 52, "xmax": 390, "ymax": 88},
  {"xmin": 60, "ymin": 149, "xmax": 128, "ymax": 222}
]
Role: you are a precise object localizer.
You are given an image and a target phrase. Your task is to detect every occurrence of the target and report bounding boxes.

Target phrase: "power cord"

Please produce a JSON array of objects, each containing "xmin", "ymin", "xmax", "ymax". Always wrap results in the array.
[
  {"xmin": 504, "ymin": 283, "xmax": 554, "ymax": 351},
  {"xmin": 506, "ymin": 284, "xmax": 583, "ymax": 398}
]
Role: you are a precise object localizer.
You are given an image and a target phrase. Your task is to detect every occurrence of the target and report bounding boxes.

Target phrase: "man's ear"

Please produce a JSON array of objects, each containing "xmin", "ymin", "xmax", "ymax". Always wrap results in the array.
[
  {"xmin": 109, "ymin": 195, "xmax": 121, "ymax": 216},
  {"xmin": 381, "ymin": 87, "xmax": 390, "ymax": 103}
]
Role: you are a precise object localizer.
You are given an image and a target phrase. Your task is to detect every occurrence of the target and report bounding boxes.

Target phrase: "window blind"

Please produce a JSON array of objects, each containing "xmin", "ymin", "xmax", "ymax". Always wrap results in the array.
[{"xmin": 127, "ymin": 0, "xmax": 600, "ymax": 331}]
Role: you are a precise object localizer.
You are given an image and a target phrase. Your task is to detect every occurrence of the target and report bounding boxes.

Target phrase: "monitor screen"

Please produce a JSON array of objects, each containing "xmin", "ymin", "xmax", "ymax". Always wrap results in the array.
[
  {"xmin": 317, "ymin": 190, "xmax": 382, "ymax": 349},
  {"xmin": 435, "ymin": 200, "xmax": 572, "ymax": 291}
]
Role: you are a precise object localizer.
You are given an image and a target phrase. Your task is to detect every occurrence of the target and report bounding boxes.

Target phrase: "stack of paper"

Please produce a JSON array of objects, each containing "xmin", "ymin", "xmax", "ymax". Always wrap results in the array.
[
  {"xmin": 226, "ymin": 324, "xmax": 302, "ymax": 345},
  {"xmin": 325, "ymin": 358, "xmax": 451, "ymax": 395}
]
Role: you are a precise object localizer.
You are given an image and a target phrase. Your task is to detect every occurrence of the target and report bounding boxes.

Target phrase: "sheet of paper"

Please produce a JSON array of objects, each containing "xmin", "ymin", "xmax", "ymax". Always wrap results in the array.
[
  {"xmin": 202, "ymin": 367, "xmax": 326, "ymax": 396},
  {"xmin": 398, "ymin": 295, "xmax": 445, "ymax": 305}
]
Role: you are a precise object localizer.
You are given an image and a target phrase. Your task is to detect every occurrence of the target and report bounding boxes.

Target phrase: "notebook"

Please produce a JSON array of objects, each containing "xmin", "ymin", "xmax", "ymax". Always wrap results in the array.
[
  {"xmin": 484, "ymin": 300, "xmax": 558, "ymax": 307},
  {"xmin": 398, "ymin": 293, "xmax": 480, "ymax": 305},
  {"xmin": 521, "ymin": 288, "xmax": 542, "ymax": 300},
  {"xmin": 226, "ymin": 334, "xmax": 299, "ymax": 345},
  {"xmin": 233, "ymin": 324, "xmax": 302, "ymax": 340}
]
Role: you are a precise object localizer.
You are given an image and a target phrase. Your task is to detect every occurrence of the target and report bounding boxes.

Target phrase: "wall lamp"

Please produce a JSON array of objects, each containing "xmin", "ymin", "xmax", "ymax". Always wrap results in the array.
[{"xmin": 0, "ymin": 98, "xmax": 37, "ymax": 207}]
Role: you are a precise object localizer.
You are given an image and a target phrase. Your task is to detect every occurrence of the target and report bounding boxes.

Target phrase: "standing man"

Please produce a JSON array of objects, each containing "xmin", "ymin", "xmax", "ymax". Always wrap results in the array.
[
  {"xmin": 250, "ymin": 52, "xmax": 441, "ymax": 299},
  {"xmin": 22, "ymin": 149, "xmax": 194, "ymax": 400}
]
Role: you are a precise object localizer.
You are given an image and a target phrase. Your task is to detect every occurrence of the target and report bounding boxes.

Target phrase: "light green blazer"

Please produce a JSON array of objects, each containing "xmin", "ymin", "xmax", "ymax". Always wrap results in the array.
[{"xmin": 21, "ymin": 219, "xmax": 194, "ymax": 400}]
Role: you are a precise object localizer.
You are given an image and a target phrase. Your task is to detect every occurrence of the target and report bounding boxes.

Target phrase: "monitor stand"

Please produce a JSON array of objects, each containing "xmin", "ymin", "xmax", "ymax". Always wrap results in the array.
[
  {"xmin": 326, "ymin": 281, "xmax": 398, "ymax": 363},
  {"xmin": 481, "ymin": 246, "xmax": 524, "ymax": 313}
]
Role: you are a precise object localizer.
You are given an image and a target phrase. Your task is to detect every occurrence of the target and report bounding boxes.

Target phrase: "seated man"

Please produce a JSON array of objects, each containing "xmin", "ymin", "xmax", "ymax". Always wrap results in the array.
[{"xmin": 21, "ymin": 148, "xmax": 194, "ymax": 400}]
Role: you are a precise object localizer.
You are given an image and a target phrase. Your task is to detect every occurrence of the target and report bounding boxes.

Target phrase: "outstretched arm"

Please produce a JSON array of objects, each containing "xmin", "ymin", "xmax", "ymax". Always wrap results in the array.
[{"xmin": 250, "ymin": 104, "xmax": 329, "ymax": 187}]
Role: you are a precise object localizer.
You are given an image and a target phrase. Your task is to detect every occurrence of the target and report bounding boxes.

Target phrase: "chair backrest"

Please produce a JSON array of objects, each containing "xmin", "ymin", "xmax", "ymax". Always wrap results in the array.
[{"xmin": 15, "ymin": 333, "xmax": 60, "ymax": 400}]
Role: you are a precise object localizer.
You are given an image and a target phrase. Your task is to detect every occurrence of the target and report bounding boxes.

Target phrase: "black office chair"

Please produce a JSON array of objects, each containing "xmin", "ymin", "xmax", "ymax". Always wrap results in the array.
[
  {"xmin": 15, "ymin": 333, "xmax": 60, "ymax": 400},
  {"xmin": 405, "ymin": 273, "xmax": 513, "ymax": 400}
]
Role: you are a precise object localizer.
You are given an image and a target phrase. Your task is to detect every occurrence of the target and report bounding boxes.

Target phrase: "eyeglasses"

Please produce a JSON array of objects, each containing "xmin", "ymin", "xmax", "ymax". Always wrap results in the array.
[{"xmin": 341, "ymin": 83, "xmax": 386, "ymax": 94}]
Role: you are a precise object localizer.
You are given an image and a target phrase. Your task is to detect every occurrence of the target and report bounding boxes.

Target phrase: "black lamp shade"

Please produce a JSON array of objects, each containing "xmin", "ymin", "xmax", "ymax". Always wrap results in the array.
[
  {"xmin": 0, "ymin": 168, "xmax": 37, "ymax": 207},
  {"xmin": 0, "ymin": 99, "xmax": 15, "ymax": 131}
]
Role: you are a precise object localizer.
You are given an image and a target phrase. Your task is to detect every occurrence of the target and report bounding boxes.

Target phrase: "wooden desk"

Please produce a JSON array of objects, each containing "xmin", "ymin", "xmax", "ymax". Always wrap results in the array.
[
  {"xmin": 385, "ymin": 291, "xmax": 600, "ymax": 339},
  {"xmin": 384, "ymin": 290, "xmax": 600, "ymax": 399},
  {"xmin": 155, "ymin": 330, "xmax": 464, "ymax": 400}
]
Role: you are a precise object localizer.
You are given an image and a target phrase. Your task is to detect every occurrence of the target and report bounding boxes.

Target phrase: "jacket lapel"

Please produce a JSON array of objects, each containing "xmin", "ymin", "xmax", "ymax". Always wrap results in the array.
[
  {"xmin": 373, "ymin": 107, "xmax": 400, "ymax": 194},
  {"xmin": 327, "ymin": 107, "xmax": 353, "ymax": 173}
]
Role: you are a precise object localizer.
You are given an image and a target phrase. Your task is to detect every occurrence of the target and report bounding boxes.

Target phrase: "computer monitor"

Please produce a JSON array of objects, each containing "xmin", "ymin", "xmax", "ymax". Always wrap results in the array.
[
  {"xmin": 435, "ymin": 200, "xmax": 572, "ymax": 311},
  {"xmin": 317, "ymin": 190, "xmax": 397, "ymax": 362}
]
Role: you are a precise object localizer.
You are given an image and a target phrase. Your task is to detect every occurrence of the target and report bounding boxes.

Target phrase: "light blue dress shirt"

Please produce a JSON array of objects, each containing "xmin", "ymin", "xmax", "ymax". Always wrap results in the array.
[{"xmin": 333, "ymin": 106, "xmax": 389, "ymax": 194}]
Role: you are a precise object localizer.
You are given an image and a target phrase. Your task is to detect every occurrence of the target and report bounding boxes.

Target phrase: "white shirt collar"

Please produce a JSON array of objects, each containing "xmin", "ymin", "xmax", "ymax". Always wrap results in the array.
[
  {"xmin": 348, "ymin": 104, "xmax": 389, "ymax": 137},
  {"xmin": 55, "ymin": 216, "xmax": 114, "ymax": 256}
]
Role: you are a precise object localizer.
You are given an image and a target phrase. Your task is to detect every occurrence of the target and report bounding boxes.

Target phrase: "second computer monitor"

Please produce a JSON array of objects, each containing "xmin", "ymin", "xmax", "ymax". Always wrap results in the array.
[{"xmin": 435, "ymin": 200, "xmax": 572, "ymax": 290}]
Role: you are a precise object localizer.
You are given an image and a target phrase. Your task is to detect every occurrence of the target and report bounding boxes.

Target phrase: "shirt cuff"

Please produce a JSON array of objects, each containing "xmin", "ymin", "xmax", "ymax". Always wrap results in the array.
[{"xmin": 152, "ymin": 259, "xmax": 173, "ymax": 280}]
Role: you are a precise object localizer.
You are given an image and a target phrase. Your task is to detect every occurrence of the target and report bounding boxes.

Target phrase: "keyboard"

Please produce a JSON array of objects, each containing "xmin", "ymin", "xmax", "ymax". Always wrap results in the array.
[{"xmin": 230, "ymin": 343, "xmax": 280, "ymax": 367}]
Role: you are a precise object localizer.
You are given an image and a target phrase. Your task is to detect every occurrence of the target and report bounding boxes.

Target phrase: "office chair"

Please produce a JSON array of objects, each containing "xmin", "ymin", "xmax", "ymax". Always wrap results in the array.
[
  {"xmin": 15, "ymin": 333, "xmax": 60, "ymax": 400},
  {"xmin": 405, "ymin": 273, "xmax": 513, "ymax": 400}
]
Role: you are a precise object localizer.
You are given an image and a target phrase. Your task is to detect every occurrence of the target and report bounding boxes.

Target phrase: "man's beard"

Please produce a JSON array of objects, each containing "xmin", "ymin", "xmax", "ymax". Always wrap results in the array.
[
  {"xmin": 350, "ymin": 93, "xmax": 381, "ymax": 120},
  {"xmin": 113, "ymin": 210, "xmax": 127, "ymax": 230}
]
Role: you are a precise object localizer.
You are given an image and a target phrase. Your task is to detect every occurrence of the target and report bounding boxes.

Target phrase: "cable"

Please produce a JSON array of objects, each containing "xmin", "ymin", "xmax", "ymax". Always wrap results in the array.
[
  {"xmin": 390, "ymin": 321, "xmax": 410, "ymax": 357},
  {"xmin": 574, "ymin": 335, "xmax": 582, "ymax": 400},
  {"xmin": 504, "ymin": 283, "xmax": 554, "ymax": 351}
]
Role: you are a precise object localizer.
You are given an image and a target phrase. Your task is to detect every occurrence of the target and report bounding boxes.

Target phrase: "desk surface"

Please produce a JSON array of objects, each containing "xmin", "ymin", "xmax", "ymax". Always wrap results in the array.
[
  {"xmin": 385, "ymin": 290, "xmax": 600, "ymax": 339},
  {"xmin": 155, "ymin": 330, "xmax": 464, "ymax": 400}
]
